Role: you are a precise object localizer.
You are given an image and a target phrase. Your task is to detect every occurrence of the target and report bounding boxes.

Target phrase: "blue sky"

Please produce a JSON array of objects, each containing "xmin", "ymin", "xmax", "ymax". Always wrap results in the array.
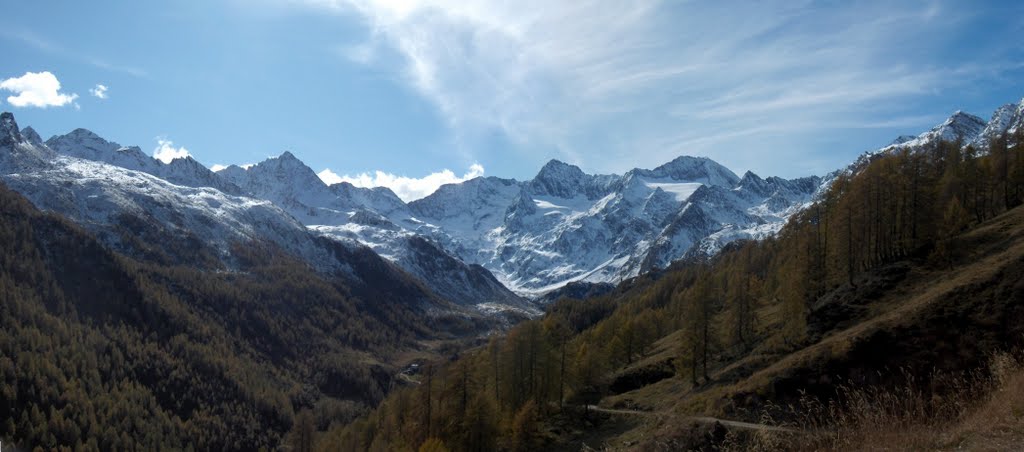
[{"xmin": 2, "ymin": 1, "xmax": 1023, "ymax": 200}]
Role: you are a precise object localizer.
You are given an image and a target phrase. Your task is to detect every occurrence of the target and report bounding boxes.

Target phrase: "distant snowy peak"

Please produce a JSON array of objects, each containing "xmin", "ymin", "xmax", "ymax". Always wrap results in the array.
[
  {"xmin": 888, "ymin": 111, "xmax": 986, "ymax": 151},
  {"xmin": 737, "ymin": 171, "xmax": 819, "ymax": 198},
  {"xmin": 974, "ymin": 98, "xmax": 1024, "ymax": 148},
  {"xmin": 224, "ymin": 152, "xmax": 415, "ymax": 220},
  {"xmin": 20, "ymin": 127, "xmax": 43, "ymax": 146},
  {"xmin": 251, "ymin": 151, "xmax": 319, "ymax": 179},
  {"xmin": 45, "ymin": 128, "xmax": 239, "ymax": 193},
  {"xmin": 330, "ymin": 181, "xmax": 407, "ymax": 216},
  {"xmin": 47, "ymin": 129, "xmax": 141, "ymax": 164},
  {"xmin": 879, "ymin": 101, "xmax": 1024, "ymax": 155},
  {"xmin": 237, "ymin": 152, "xmax": 330, "ymax": 195},
  {"xmin": 224, "ymin": 152, "xmax": 336, "ymax": 210},
  {"xmin": 828, "ymin": 97, "xmax": 1024, "ymax": 196},
  {"xmin": 215, "ymin": 164, "xmax": 249, "ymax": 186},
  {"xmin": 640, "ymin": 155, "xmax": 740, "ymax": 188},
  {"xmin": 528, "ymin": 159, "xmax": 617, "ymax": 199},
  {"xmin": 939, "ymin": 111, "xmax": 987, "ymax": 140},
  {"xmin": 409, "ymin": 176, "xmax": 522, "ymax": 221},
  {"xmin": 736, "ymin": 171, "xmax": 776, "ymax": 198}
]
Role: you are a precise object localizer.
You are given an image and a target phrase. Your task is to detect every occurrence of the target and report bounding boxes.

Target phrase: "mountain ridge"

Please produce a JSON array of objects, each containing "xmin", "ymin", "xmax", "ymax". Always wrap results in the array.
[{"xmin": 8, "ymin": 96, "xmax": 1022, "ymax": 301}]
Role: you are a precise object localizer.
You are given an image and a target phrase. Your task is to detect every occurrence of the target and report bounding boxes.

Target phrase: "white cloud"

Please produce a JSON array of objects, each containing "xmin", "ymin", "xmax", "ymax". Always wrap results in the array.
[
  {"xmin": 89, "ymin": 84, "xmax": 108, "ymax": 99},
  {"xmin": 318, "ymin": 163, "xmax": 484, "ymax": 201},
  {"xmin": 0, "ymin": 71, "xmax": 79, "ymax": 108},
  {"xmin": 210, "ymin": 164, "xmax": 228, "ymax": 172},
  {"xmin": 153, "ymin": 138, "xmax": 192, "ymax": 164}
]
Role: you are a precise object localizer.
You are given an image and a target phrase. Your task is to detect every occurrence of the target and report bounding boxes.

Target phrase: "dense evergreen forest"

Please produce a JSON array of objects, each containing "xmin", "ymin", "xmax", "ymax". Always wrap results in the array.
[
  {"xmin": 0, "ymin": 183, "xmax": 477, "ymax": 451},
  {"xmin": 322, "ymin": 131, "xmax": 1024, "ymax": 450}
]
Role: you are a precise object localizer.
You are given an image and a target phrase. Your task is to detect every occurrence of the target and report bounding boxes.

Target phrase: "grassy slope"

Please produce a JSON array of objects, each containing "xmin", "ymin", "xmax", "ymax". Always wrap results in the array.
[{"xmin": 594, "ymin": 204, "xmax": 1024, "ymax": 449}]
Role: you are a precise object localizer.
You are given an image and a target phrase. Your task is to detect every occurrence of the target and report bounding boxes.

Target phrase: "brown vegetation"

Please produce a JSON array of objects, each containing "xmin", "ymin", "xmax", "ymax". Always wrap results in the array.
[{"xmin": 322, "ymin": 131, "xmax": 1024, "ymax": 450}]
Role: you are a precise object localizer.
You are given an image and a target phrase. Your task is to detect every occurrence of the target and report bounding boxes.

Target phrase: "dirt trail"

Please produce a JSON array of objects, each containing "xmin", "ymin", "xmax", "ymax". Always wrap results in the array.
[{"xmin": 583, "ymin": 405, "xmax": 799, "ymax": 433}]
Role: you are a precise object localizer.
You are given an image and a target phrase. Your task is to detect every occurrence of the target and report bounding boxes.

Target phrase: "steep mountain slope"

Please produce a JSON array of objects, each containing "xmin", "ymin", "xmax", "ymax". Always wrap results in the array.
[
  {"xmin": 0, "ymin": 177, "xmax": 467, "ymax": 451},
  {"xmin": 0, "ymin": 113, "xmax": 455, "ymax": 315}
]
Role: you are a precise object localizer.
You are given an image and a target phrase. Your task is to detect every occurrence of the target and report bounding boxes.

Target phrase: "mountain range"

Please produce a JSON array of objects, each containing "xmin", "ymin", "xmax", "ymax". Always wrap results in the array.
[{"xmin": 2, "ymin": 96, "xmax": 1023, "ymax": 316}]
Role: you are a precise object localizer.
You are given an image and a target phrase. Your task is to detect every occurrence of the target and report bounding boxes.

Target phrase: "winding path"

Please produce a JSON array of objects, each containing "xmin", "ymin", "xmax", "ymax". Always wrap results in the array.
[{"xmin": 583, "ymin": 405, "xmax": 800, "ymax": 434}]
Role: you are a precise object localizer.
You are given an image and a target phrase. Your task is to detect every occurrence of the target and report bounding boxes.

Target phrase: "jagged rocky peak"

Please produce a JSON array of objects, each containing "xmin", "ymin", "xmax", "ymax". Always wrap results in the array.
[
  {"xmin": 278, "ymin": 150, "xmax": 300, "ymax": 162},
  {"xmin": 529, "ymin": 159, "xmax": 588, "ymax": 198},
  {"xmin": 164, "ymin": 154, "xmax": 212, "ymax": 172},
  {"xmin": 646, "ymin": 155, "xmax": 740, "ymax": 187},
  {"xmin": 878, "ymin": 109, "xmax": 988, "ymax": 154},
  {"xmin": 46, "ymin": 127, "xmax": 121, "ymax": 155},
  {"xmin": 216, "ymin": 164, "xmax": 246, "ymax": 175},
  {"xmin": 20, "ymin": 126, "xmax": 42, "ymax": 146},
  {"xmin": 49, "ymin": 127, "xmax": 110, "ymax": 145},
  {"xmin": 263, "ymin": 151, "xmax": 310, "ymax": 170},
  {"xmin": 506, "ymin": 186, "xmax": 537, "ymax": 219},
  {"xmin": 972, "ymin": 103, "xmax": 1019, "ymax": 147},
  {"xmin": 991, "ymin": 103, "xmax": 1018, "ymax": 126},
  {"xmin": 1, "ymin": 112, "xmax": 22, "ymax": 144},
  {"xmin": 737, "ymin": 170, "xmax": 769, "ymax": 194},
  {"xmin": 249, "ymin": 151, "xmax": 322, "ymax": 181},
  {"xmin": 738, "ymin": 170, "xmax": 764, "ymax": 184},
  {"xmin": 330, "ymin": 181, "xmax": 407, "ymax": 210},
  {"xmin": 934, "ymin": 110, "xmax": 986, "ymax": 141}
]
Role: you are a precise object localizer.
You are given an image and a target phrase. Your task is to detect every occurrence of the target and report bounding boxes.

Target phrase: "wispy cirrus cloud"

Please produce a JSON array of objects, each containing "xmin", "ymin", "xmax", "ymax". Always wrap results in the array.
[
  {"xmin": 0, "ymin": 28, "xmax": 148, "ymax": 78},
  {"xmin": 291, "ymin": 1, "xmax": 1022, "ymax": 177}
]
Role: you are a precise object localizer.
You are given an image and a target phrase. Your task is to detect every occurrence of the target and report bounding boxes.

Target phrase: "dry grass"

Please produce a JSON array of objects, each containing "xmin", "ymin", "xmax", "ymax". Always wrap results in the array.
[
  {"xmin": 731, "ymin": 351, "xmax": 1024, "ymax": 451},
  {"xmin": 945, "ymin": 352, "xmax": 1024, "ymax": 451}
]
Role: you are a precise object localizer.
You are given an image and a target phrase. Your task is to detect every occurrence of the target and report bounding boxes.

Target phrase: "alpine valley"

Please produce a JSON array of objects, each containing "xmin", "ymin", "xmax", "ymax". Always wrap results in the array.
[{"xmin": 2, "ymin": 93, "xmax": 1024, "ymax": 451}]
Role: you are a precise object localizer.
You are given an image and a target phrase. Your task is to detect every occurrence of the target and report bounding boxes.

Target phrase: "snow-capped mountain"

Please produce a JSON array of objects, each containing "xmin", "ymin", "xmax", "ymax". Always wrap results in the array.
[
  {"xmin": 212, "ymin": 152, "xmax": 532, "ymax": 313},
  {"xmin": 5, "ymin": 122, "xmax": 532, "ymax": 315},
  {"xmin": 27, "ymin": 96, "xmax": 1024, "ymax": 303},
  {"xmin": 875, "ymin": 97, "xmax": 1024, "ymax": 155},
  {"xmin": 409, "ymin": 156, "xmax": 819, "ymax": 295},
  {"xmin": 823, "ymin": 97, "xmax": 1024, "ymax": 193},
  {"xmin": 0, "ymin": 112, "xmax": 478, "ymax": 317},
  {"xmin": 219, "ymin": 148, "xmax": 818, "ymax": 296},
  {"xmin": 46, "ymin": 129, "xmax": 243, "ymax": 194},
  {"xmin": 5, "ymin": 109, "xmax": 823, "ymax": 300}
]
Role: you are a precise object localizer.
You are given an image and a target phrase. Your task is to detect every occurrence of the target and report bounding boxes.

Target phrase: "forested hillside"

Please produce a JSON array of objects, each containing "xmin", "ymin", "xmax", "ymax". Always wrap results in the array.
[
  {"xmin": 323, "ymin": 130, "xmax": 1024, "ymax": 450},
  {"xmin": 0, "ymin": 183, "xmax": 478, "ymax": 451}
]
